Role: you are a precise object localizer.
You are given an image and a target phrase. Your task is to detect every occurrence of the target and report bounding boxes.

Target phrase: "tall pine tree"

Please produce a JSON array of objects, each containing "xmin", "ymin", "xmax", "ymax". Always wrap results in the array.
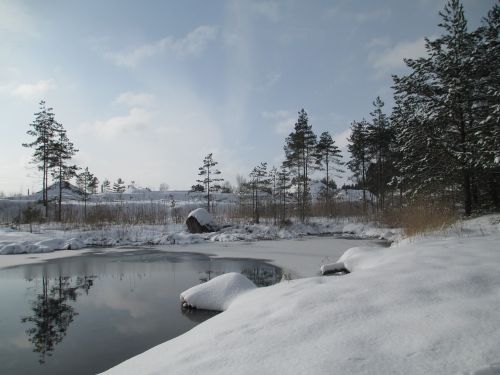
[
  {"xmin": 49, "ymin": 126, "xmax": 78, "ymax": 221},
  {"xmin": 315, "ymin": 131, "xmax": 343, "ymax": 215},
  {"xmin": 23, "ymin": 101, "xmax": 61, "ymax": 218},
  {"xmin": 284, "ymin": 109, "xmax": 317, "ymax": 221},
  {"xmin": 196, "ymin": 153, "xmax": 223, "ymax": 212},
  {"xmin": 76, "ymin": 167, "xmax": 98, "ymax": 221},
  {"xmin": 347, "ymin": 120, "xmax": 370, "ymax": 210}
]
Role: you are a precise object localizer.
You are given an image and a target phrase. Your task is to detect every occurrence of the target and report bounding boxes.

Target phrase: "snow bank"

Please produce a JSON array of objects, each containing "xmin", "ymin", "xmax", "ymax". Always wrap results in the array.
[
  {"xmin": 101, "ymin": 214, "xmax": 500, "ymax": 375},
  {"xmin": 180, "ymin": 272, "xmax": 256, "ymax": 311},
  {"xmin": 0, "ymin": 236, "xmax": 85, "ymax": 254},
  {"xmin": 320, "ymin": 261, "xmax": 349, "ymax": 275},
  {"xmin": 0, "ymin": 219, "xmax": 398, "ymax": 256}
]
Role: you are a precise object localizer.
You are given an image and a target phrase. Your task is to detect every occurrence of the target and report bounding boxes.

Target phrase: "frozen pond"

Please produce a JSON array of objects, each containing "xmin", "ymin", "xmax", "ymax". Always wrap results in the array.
[
  {"xmin": 0, "ymin": 249, "xmax": 281, "ymax": 375},
  {"xmin": 0, "ymin": 236, "xmax": 387, "ymax": 375}
]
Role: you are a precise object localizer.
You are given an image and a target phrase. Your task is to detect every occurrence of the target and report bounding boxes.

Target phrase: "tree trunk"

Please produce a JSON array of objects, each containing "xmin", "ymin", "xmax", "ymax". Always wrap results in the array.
[
  {"xmin": 463, "ymin": 169, "xmax": 472, "ymax": 216},
  {"xmin": 58, "ymin": 165, "xmax": 62, "ymax": 222}
]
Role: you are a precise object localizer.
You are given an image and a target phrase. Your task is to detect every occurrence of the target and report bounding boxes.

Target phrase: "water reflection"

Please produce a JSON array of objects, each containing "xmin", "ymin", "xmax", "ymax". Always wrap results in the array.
[
  {"xmin": 198, "ymin": 261, "xmax": 281, "ymax": 286},
  {"xmin": 21, "ymin": 276, "xmax": 95, "ymax": 363},
  {"xmin": 0, "ymin": 250, "xmax": 282, "ymax": 375}
]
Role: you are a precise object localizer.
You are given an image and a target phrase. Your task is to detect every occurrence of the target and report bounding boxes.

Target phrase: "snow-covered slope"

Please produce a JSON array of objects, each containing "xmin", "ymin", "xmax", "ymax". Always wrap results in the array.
[{"xmin": 101, "ymin": 215, "xmax": 500, "ymax": 375}]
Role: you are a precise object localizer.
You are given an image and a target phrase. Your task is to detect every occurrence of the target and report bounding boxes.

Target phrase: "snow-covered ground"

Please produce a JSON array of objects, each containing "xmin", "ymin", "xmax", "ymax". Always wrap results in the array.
[
  {"xmin": 0, "ymin": 219, "xmax": 398, "ymax": 256},
  {"xmin": 100, "ymin": 215, "xmax": 500, "ymax": 375}
]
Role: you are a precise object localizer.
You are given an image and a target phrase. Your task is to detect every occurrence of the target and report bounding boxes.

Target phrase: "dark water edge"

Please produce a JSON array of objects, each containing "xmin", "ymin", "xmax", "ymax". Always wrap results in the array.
[{"xmin": 0, "ymin": 249, "xmax": 281, "ymax": 375}]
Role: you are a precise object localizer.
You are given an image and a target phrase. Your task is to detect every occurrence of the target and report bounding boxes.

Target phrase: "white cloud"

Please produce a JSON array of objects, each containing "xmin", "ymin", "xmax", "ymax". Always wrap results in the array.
[
  {"xmin": 105, "ymin": 25, "xmax": 218, "ymax": 67},
  {"xmin": 0, "ymin": 1, "xmax": 38, "ymax": 37},
  {"xmin": 370, "ymin": 37, "xmax": 428, "ymax": 74},
  {"xmin": 114, "ymin": 91, "xmax": 155, "ymax": 107},
  {"xmin": 12, "ymin": 79, "xmax": 56, "ymax": 99},
  {"xmin": 333, "ymin": 128, "xmax": 351, "ymax": 151},
  {"xmin": 251, "ymin": 1, "xmax": 280, "ymax": 22},
  {"xmin": 262, "ymin": 110, "xmax": 296, "ymax": 135},
  {"xmin": 84, "ymin": 107, "xmax": 153, "ymax": 138}
]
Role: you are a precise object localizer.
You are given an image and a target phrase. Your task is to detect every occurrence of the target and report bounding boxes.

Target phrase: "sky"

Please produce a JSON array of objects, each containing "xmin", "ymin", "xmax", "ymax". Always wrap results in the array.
[{"xmin": 0, "ymin": 0, "xmax": 495, "ymax": 194}]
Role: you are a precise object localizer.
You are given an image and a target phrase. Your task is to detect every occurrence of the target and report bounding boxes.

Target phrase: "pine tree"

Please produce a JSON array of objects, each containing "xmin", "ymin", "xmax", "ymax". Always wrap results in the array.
[
  {"xmin": 22, "ymin": 101, "xmax": 61, "ymax": 218},
  {"xmin": 283, "ymin": 109, "xmax": 317, "ymax": 221},
  {"xmin": 470, "ymin": 4, "xmax": 500, "ymax": 210},
  {"xmin": 113, "ymin": 178, "xmax": 126, "ymax": 199},
  {"xmin": 347, "ymin": 120, "xmax": 370, "ymax": 210},
  {"xmin": 391, "ymin": 0, "xmax": 495, "ymax": 215},
  {"xmin": 49, "ymin": 126, "xmax": 78, "ymax": 221},
  {"xmin": 196, "ymin": 153, "xmax": 223, "ymax": 212},
  {"xmin": 76, "ymin": 167, "xmax": 98, "ymax": 220},
  {"xmin": 268, "ymin": 166, "xmax": 279, "ymax": 224},
  {"xmin": 101, "ymin": 179, "xmax": 111, "ymax": 193},
  {"xmin": 248, "ymin": 162, "xmax": 271, "ymax": 223},
  {"xmin": 315, "ymin": 131, "xmax": 343, "ymax": 215},
  {"xmin": 277, "ymin": 165, "xmax": 292, "ymax": 222},
  {"xmin": 366, "ymin": 97, "xmax": 394, "ymax": 210}
]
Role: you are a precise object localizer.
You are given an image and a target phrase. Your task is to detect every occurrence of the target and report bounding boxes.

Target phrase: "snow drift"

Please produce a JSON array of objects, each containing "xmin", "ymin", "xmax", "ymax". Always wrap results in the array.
[
  {"xmin": 101, "ymin": 215, "xmax": 500, "ymax": 375},
  {"xmin": 180, "ymin": 272, "xmax": 256, "ymax": 311}
]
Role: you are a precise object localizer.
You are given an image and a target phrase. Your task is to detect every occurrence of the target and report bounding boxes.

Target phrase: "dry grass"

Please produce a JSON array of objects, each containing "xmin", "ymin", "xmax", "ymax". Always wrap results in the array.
[{"xmin": 379, "ymin": 200, "xmax": 459, "ymax": 237}]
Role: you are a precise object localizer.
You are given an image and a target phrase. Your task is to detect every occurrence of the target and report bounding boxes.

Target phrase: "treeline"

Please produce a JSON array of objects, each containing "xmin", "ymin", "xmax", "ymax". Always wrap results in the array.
[
  {"xmin": 222, "ymin": 0, "xmax": 499, "ymax": 222},
  {"xmin": 206, "ymin": 109, "xmax": 343, "ymax": 224},
  {"xmin": 347, "ymin": 0, "xmax": 499, "ymax": 216}
]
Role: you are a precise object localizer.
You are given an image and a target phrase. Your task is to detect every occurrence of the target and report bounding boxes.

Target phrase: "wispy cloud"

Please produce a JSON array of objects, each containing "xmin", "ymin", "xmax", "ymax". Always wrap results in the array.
[
  {"xmin": 369, "ymin": 37, "xmax": 428, "ymax": 76},
  {"xmin": 12, "ymin": 79, "xmax": 56, "ymax": 99},
  {"xmin": 0, "ymin": 0, "xmax": 38, "ymax": 38},
  {"xmin": 262, "ymin": 110, "xmax": 296, "ymax": 135},
  {"xmin": 105, "ymin": 25, "xmax": 218, "ymax": 67},
  {"xmin": 83, "ymin": 107, "xmax": 153, "ymax": 138},
  {"xmin": 114, "ymin": 91, "xmax": 155, "ymax": 107}
]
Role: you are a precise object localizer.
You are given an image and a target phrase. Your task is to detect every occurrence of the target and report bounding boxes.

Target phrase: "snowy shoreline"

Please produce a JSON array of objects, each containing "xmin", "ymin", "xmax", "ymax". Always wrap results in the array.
[
  {"xmin": 0, "ymin": 219, "xmax": 399, "ymax": 257},
  {"xmin": 99, "ymin": 215, "xmax": 500, "ymax": 375}
]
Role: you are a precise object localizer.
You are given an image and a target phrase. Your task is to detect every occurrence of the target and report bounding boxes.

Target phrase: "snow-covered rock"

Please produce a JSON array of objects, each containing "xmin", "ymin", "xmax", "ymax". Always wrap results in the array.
[
  {"xmin": 185, "ymin": 208, "xmax": 218, "ymax": 233},
  {"xmin": 180, "ymin": 272, "xmax": 256, "ymax": 311},
  {"xmin": 320, "ymin": 261, "xmax": 349, "ymax": 275}
]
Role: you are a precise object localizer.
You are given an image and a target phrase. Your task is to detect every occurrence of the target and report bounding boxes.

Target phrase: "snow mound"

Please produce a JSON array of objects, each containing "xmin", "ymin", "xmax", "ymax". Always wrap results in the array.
[
  {"xmin": 187, "ymin": 208, "xmax": 214, "ymax": 227},
  {"xmin": 320, "ymin": 261, "xmax": 349, "ymax": 275},
  {"xmin": 180, "ymin": 272, "xmax": 256, "ymax": 311},
  {"xmin": 101, "ymin": 214, "xmax": 500, "ymax": 375},
  {"xmin": 0, "ymin": 237, "xmax": 85, "ymax": 254}
]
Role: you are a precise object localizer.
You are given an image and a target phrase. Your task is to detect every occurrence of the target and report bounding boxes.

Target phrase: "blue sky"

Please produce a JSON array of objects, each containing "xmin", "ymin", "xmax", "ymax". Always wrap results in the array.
[{"xmin": 0, "ymin": 0, "xmax": 495, "ymax": 193}]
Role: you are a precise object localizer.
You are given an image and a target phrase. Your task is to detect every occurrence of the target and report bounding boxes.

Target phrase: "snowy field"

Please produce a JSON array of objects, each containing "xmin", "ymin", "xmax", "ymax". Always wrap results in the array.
[{"xmin": 99, "ymin": 215, "xmax": 500, "ymax": 375}]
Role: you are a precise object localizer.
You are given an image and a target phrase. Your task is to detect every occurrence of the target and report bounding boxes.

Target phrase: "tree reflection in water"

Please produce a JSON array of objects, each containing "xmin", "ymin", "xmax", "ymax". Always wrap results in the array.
[{"xmin": 21, "ymin": 276, "xmax": 95, "ymax": 363}]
